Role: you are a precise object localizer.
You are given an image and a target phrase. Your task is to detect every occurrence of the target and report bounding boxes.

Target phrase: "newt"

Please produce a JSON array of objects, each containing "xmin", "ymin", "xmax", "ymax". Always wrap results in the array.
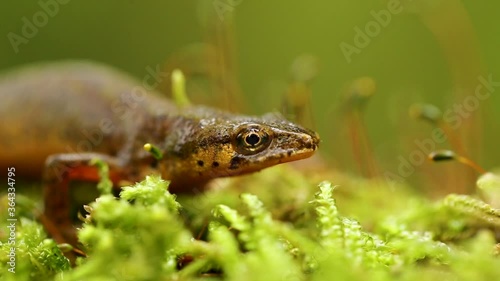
[{"xmin": 0, "ymin": 61, "xmax": 319, "ymax": 247}]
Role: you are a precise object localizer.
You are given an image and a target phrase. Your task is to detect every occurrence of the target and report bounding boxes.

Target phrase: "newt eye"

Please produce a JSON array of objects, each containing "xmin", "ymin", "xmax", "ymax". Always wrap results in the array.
[{"xmin": 234, "ymin": 124, "xmax": 272, "ymax": 155}]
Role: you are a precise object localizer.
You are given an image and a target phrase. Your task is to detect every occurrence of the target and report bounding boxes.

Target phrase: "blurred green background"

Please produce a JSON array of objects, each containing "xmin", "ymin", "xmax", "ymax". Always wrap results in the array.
[{"xmin": 1, "ymin": 0, "xmax": 499, "ymax": 195}]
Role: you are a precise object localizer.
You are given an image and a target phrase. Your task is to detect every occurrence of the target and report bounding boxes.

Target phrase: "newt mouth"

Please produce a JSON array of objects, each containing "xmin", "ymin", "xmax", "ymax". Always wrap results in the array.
[{"xmin": 278, "ymin": 132, "xmax": 320, "ymax": 163}]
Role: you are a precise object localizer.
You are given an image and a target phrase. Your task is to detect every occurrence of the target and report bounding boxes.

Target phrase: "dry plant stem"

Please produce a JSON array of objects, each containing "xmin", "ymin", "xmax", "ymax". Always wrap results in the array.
[
  {"xmin": 416, "ymin": 0, "xmax": 485, "ymax": 193},
  {"xmin": 429, "ymin": 150, "xmax": 486, "ymax": 175},
  {"xmin": 456, "ymin": 155, "xmax": 487, "ymax": 175},
  {"xmin": 437, "ymin": 119, "xmax": 468, "ymax": 158},
  {"xmin": 284, "ymin": 82, "xmax": 316, "ymax": 131},
  {"xmin": 207, "ymin": 11, "xmax": 245, "ymax": 112},
  {"xmin": 348, "ymin": 111, "xmax": 379, "ymax": 178},
  {"xmin": 348, "ymin": 112, "xmax": 364, "ymax": 176}
]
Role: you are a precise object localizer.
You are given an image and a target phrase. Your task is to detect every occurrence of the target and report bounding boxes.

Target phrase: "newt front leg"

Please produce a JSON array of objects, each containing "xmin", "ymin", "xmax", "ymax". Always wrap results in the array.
[{"xmin": 42, "ymin": 153, "xmax": 126, "ymax": 246}]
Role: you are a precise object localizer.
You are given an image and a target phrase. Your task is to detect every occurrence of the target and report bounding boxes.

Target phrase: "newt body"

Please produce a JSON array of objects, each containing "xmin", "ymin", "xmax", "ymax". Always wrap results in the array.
[{"xmin": 0, "ymin": 61, "xmax": 319, "ymax": 245}]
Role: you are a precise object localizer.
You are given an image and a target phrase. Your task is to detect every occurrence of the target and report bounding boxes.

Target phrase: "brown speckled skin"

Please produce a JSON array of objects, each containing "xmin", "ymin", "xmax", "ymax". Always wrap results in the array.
[{"xmin": 0, "ymin": 61, "xmax": 319, "ymax": 247}]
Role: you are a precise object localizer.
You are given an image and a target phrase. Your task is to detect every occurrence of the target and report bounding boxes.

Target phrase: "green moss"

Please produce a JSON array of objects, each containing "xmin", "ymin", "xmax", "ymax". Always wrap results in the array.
[
  {"xmin": 1, "ymin": 166, "xmax": 500, "ymax": 280},
  {"xmin": 0, "ymin": 209, "xmax": 70, "ymax": 280}
]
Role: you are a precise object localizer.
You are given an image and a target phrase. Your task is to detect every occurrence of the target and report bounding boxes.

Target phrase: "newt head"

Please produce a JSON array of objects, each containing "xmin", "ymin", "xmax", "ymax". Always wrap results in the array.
[{"xmin": 161, "ymin": 110, "xmax": 320, "ymax": 188}]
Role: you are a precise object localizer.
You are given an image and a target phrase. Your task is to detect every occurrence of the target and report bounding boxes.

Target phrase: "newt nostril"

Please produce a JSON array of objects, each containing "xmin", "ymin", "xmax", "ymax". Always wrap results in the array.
[{"xmin": 302, "ymin": 133, "xmax": 320, "ymax": 151}]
